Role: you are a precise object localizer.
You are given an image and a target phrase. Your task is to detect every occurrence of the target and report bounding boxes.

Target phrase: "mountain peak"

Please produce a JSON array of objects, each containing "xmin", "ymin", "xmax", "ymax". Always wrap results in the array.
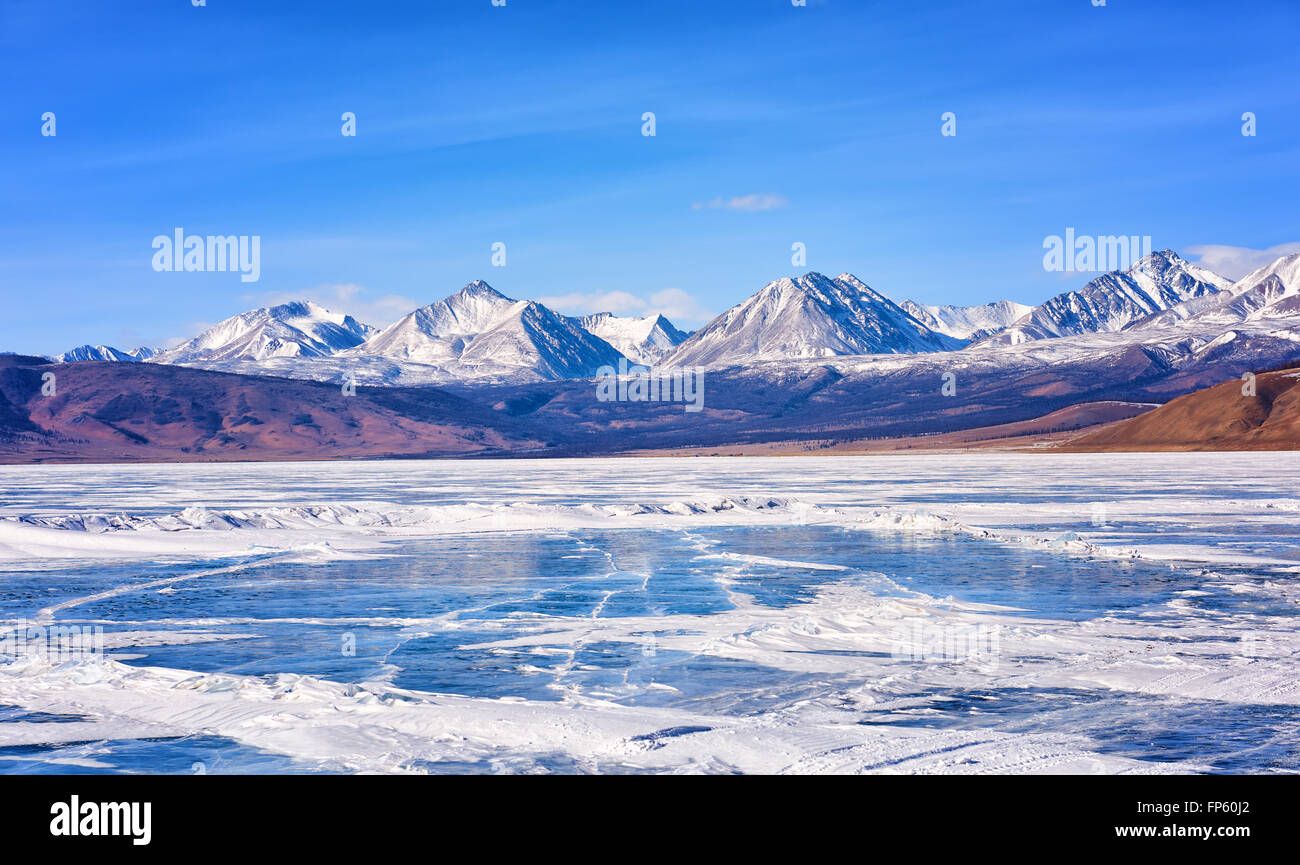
[
  {"xmin": 1128, "ymin": 248, "xmax": 1193, "ymax": 277},
  {"xmin": 667, "ymin": 271, "xmax": 959, "ymax": 367},
  {"xmin": 1232, "ymin": 252, "xmax": 1300, "ymax": 294},
  {"xmin": 453, "ymin": 280, "xmax": 512, "ymax": 302},
  {"xmin": 578, "ymin": 311, "xmax": 689, "ymax": 364},
  {"xmin": 258, "ymin": 300, "xmax": 364, "ymax": 327},
  {"xmin": 266, "ymin": 300, "xmax": 319, "ymax": 317},
  {"xmin": 758, "ymin": 272, "xmax": 835, "ymax": 290},
  {"xmin": 981, "ymin": 251, "xmax": 1231, "ymax": 345}
]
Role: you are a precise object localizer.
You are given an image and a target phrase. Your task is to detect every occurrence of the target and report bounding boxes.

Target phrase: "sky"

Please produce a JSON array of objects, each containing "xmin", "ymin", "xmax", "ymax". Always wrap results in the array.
[{"xmin": 2, "ymin": 0, "xmax": 1298, "ymax": 355}]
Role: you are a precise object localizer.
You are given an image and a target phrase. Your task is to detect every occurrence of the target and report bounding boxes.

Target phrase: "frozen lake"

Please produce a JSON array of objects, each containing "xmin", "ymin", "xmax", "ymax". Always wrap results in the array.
[{"xmin": 1, "ymin": 453, "xmax": 1297, "ymax": 773}]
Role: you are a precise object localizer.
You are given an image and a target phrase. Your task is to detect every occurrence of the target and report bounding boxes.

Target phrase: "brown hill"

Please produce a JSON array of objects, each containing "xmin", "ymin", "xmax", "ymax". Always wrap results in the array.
[
  {"xmin": 1064, "ymin": 367, "xmax": 1300, "ymax": 451},
  {"xmin": 0, "ymin": 356, "xmax": 544, "ymax": 463}
]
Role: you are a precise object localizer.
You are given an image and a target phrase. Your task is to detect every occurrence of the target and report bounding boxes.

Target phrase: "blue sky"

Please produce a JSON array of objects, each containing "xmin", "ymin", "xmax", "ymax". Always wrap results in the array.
[{"xmin": 2, "ymin": 0, "xmax": 1298, "ymax": 355}]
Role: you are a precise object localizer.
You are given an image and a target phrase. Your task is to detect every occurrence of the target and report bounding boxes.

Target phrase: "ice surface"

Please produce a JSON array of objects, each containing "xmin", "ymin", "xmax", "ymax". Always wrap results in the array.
[{"xmin": 0, "ymin": 453, "xmax": 1297, "ymax": 773}]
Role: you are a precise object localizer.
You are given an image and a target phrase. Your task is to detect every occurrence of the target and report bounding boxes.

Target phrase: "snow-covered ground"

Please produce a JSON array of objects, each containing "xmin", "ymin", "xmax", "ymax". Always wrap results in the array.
[{"xmin": 0, "ymin": 454, "xmax": 1297, "ymax": 774}]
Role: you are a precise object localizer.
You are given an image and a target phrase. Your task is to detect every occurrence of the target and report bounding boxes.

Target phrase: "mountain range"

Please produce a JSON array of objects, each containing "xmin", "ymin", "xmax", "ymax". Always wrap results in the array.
[
  {"xmin": 1129, "ymin": 253, "xmax": 1300, "ymax": 332},
  {"xmin": 350, "ymin": 281, "xmax": 628, "ymax": 381},
  {"xmin": 51, "ymin": 249, "xmax": 1278, "ymax": 387},
  {"xmin": 54, "ymin": 345, "xmax": 157, "ymax": 363},
  {"xmin": 9, "ymin": 247, "xmax": 1299, "ymax": 462},
  {"xmin": 69, "ymin": 282, "xmax": 685, "ymax": 386},
  {"xmin": 981, "ymin": 250, "xmax": 1232, "ymax": 345}
]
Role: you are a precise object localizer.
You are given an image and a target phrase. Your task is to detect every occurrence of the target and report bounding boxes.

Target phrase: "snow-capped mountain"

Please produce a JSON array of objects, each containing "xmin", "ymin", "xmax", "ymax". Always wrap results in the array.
[
  {"xmin": 354, "ymin": 280, "xmax": 519, "ymax": 366},
  {"xmin": 151, "ymin": 301, "xmax": 375, "ymax": 364},
  {"xmin": 46, "ymin": 251, "xmax": 1300, "ymax": 392},
  {"xmin": 347, "ymin": 281, "xmax": 627, "ymax": 381},
  {"xmin": 1132, "ymin": 253, "xmax": 1300, "ymax": 330},
  {"xmin": 666, "ymin": 272, "xmax": 961, "ymax": 368},
  {"xmin": 899, "ymin": 299, "xmax": 1033, "ymax": 341},
  {"xmin": 1212, "ymin": 253, "xmax": 1300, "ymax": 321},
  {"xmin": 451, "ymin": 299, "xmax": 627, "ymax": 380},
  {"xmin": 983, "ymin": 250, "xmax": 1231, "ymax": 345},
  {"xmin": 55, "ymin": 345, "xmax": 156, "ymax": 363},
  {"xmin": 578, "ymin": 312, "xmax": 689, "ymax": 365}
]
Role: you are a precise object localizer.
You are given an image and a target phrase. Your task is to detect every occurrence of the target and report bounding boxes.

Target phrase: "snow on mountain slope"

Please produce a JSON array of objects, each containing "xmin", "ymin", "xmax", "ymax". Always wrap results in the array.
[
  {"xmin": 1187, "ymin": 253, "xmax": 1300, "ymax": 325},
  {"xmin": 151, "ymin": 301, "xmax": 375, "ymax": 364},
  {"xmin": 454, "ymin": 299, "xmax": 627, "ymax": 380},
  {"xmin": 579, "ymin": 312, "xmax": 689, "ymax": 365},
  {"xmin": 344, "ymin": 281, "xmax": 626, "ymax": 381},
  {"xmin": 899, "ymin": 299, "xmax": 1033, "ymax": 341},
  {"xmin": 54, "ymin": 345, "xmax": 156, "ymax": 363},
  {"xmin": 983, "ymin": 250, "xmax": 1231, "ymax": 346},
  {"xmin": 1231, "ymin": 252, "xmax": 1300, "ymax": 302},
  {"xmin": 351, "ymin": 280, "xmax": 520, "ymax": 366},
  {"xmin": 667, "ymin": 272, "xmax": 962, "ymax": 368},
  {"xmin": 1131, "ymin": 253, "xmax": 1300, "ymax": 330},
  {"xmin": 52, "ymin": 253, "xmax": 1300, "ymax": 391}
]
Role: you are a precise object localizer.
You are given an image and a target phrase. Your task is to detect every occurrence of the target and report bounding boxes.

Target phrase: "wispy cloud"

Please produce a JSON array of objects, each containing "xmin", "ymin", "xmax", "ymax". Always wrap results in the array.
[
  {"xmin": 692, "ymin": 194, "xmax": 789, "ymax": 213},
  {"xmin": 536, "ymin": 287, "xmax": 715, "ymax": 328},
  {"xmin": 644, "ymin": 289, "xmax": 715, "ymax": 327},
  {"xmin": 1185, "ymin": 242, "xmax": 1300, "ymax": 280},
  {"xmin": 159, "ymin": 322, "xmax": 216, "ymax": 349},
  {"xmin": 533, "ymin": 290, "xmax": 648, "ymax": 316}
]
